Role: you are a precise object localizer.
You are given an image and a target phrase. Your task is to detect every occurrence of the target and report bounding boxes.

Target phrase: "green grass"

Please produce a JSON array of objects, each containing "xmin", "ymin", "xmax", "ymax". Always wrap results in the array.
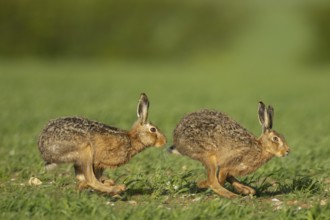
[{"xmin": 0, "ymin": 59, "xmax": 329, "ymax": 219}]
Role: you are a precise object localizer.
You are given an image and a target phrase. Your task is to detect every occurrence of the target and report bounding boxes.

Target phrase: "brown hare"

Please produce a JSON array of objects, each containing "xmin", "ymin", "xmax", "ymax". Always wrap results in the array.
[
  {"xmin": 38, "ymin": 93, "xmax": 167, "ymax": 195},
  {"xmin": 170, "ymin": 102, "xmax": 290, "ymax": 198}
]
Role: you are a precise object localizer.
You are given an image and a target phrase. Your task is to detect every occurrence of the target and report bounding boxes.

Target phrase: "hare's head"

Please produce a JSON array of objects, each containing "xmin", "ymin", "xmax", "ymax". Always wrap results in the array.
[
  {"xmin": 257, "ymin": 102, "xmax": 290, "ymax": 157},
  {"xmin": 130, "ymin": 93, "xmax": 167, "ymax": 148}
]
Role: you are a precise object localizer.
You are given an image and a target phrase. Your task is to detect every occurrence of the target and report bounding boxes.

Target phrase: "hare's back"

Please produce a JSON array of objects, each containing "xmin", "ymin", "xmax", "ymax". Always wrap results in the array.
[
  {"xmin": 173, "ymin": 109, "xmax": 254, "ymax": 154},
  {"xmin": 38, "ymin": 117, "xmax": 127, "ymax": 163},
  {"xmin": 38, "ymin": 117, "xmax": 126, "ymax": 148}
]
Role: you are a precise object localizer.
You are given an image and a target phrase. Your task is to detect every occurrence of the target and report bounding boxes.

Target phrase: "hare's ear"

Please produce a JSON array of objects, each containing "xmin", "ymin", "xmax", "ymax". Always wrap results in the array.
[
  {"xmin": 258, "ymin": 102, "xmax": 274, "ymax": 133},
  {"xmin": 137, "ymin": 93, "xmax": 149, "ymax": 124},
  {"xmin": 258, "ymin": 101, "xmax": 266, "ymax": 126},
  {"xmin": 258, "ymin": 101, "xmax": 270, "ymax": 133},
  {"xmin": 266, "ymin": 105, "xmax": 274, "ymax": 129}
]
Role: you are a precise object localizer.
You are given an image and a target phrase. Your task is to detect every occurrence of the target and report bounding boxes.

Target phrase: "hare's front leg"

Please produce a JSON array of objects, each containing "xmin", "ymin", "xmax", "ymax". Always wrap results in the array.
[
  {"xmin": 74, "ymin": 164, "xmax": 89, "ymax": 190},
  {"xmin": 227, "ymin": 176, "xmax": 256, "ymax": 196},
  {"xmin": 75, "ymin": 164, "xmax": 117, "ymax": 189},
  {"xmin": 215, "ymin": 167, "xmax": 255, "ymax": 196},
  {"xmin": 77, "ymin": 145, "xmax": 126, "ymax": 195},
  {"xmin": 201, "ymin": 155, "xmax": 239, "ymax": 199},
  {"xmin": 198, "ymin": 165, "xmax": 225, "ymax": 188}
]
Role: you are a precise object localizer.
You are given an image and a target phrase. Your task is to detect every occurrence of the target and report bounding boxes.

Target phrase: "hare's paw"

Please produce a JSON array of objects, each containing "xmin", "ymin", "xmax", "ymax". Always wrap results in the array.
[
  {"xmin": 210, "ymin": 185, "xmax": 240, "ymax": 199},
  {"xmin": 103, "ymin": 179, "xmax": 116, "ymax": 187},
  {"xmin": 197, "ymin": 179, "xmax": 209, "ymax": 188},
  {"xmin": 233, "ymin": 184, "xmax": 256, "ymax": 195},
  {"xmin": 77, "ymin": 181, "xmax": 89, "ymax": 190},
  {"xmin": 115, "ymin": 184, "xmax": 126, "ymax": 192},
  {"xmin": 109, "ymin": 184, "xmax": 126, "ymax": 195},
  {"xmin": 99, "ymin": 176, "xmax": 116, "ymax": 186}
]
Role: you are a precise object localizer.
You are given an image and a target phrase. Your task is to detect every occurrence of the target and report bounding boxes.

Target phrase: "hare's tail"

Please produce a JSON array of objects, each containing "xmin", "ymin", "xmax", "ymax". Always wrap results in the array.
[{"xmin": 167, "ymin": 145, "xmax": 181, "ymax": 155}]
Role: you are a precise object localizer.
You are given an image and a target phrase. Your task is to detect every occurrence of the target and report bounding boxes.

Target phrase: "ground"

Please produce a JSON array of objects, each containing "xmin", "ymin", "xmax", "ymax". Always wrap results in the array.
[{"xmin": 0, "ymin": 59, "xmax": 329, "ymax": 219}]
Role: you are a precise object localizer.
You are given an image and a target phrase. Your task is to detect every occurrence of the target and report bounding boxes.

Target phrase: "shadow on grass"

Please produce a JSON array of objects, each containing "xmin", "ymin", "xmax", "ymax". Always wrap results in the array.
[
  {"xmin": 254, "ymin": 175, "xmax": 323, "ymax": 197},
  {"xmin": 121, "ymin": 176, "xmax": 323, "ymax": 198},
  {"xmin": 101, "ymin": 169, "xmax": 323, "ymax": 199},
  {"xmin": 76, "ymin": 173, "xmax": 324, "ymax": 201},
  {"xmin": 124, "ymin": 181, "xmax": 207, "ymax": 197},
  {"xmin": 114, "ymin": 169, "xmax": 207, "ymax": 198}
]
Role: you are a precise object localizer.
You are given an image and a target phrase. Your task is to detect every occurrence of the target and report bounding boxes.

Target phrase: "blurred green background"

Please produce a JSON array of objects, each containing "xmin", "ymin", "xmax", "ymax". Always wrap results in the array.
[{"xmin": 0, "ymin": 0, "xmax": 329, "ymax": 64}]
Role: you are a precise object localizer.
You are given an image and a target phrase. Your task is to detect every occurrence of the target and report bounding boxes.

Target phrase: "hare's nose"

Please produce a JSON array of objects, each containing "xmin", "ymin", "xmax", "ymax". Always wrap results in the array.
[{"xmin": 285, "ymin": 148, "xmax": 290, "ymax": 156}]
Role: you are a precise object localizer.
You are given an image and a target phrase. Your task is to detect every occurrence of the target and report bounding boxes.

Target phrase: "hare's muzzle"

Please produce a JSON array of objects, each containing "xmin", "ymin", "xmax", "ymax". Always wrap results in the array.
[
  {"xmin": 284, "ymin": 147, "xmax": 290, "ymax": 156},
  {"xmin": 275, "ymin": 145, "xmax": 290, "ymax": 157},
  {"xmin": 280, "ymin": 146, "xmax": 290, "ymax": 157},
  {"xmin": 155, "ymin": 134, "xmax": 167, "ymax": 148}
]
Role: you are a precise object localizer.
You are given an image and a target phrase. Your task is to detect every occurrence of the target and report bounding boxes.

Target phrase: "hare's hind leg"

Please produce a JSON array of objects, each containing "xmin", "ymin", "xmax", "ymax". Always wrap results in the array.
[
  {"xmin": 227, "ymin": 176, "xmax": 256, "ymax": 196},
  {"xmin": 198, "ymin": 165, "xmax": 223, "ymax": 188},
  {"xmin": 201, "ymin": 155, "xmax": 239, "ymax": 199},
  {"xmin": 78, "ymin": 145, "xmax": 125, "ymax": 195}
]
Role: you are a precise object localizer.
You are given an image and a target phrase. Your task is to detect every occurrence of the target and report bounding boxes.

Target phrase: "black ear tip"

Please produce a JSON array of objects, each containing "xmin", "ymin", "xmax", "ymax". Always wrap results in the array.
[
  {"xmin": 267, "ymin": 105, "xmax": 274, "ymax": 112},
  {"xmin": 259, "ymin": 102, "xmax": 266, "ymax": 109},
  {"xmin": 140, "ymin": 93, "xmax": 147, "ymax": 99},
  {"xmin": 140, "ymin": 93, "xmax": 149, "ymax": 101},
  {"xmin": 141, "ymin": 92, "xmax": 148, "ymax": 100}
]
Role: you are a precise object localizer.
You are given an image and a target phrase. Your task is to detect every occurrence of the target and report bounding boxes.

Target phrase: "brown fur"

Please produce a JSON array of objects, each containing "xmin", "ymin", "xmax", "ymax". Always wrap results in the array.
[
  {"xmin": 38, "ymin": 93, "xmax": 167, "ymax": 195},
  {"xmin": 171, "ymin": 102, "xmax": 290, "ymax": 198}
]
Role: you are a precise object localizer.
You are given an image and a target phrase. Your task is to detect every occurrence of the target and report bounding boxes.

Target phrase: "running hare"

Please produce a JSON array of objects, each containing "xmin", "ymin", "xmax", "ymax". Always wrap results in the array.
[
  {"xmin": 170, "ymin": 102, "xmax": 290, "ymax": 198},
  {"xmin": 38, "ymin": 93, "xmax": 167, "ymax": 195}
]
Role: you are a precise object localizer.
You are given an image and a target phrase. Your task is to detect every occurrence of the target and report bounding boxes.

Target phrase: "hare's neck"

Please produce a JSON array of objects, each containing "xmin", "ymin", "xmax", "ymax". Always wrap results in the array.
[
  {"xmin": 228, "ymin": 139, "xmax": 275, "ymax": 177},
  {"xmin": 128, "ymin": 131, "xmax": 147, "ymax": 157},
  {"xmin": 253, "ymin": 140, "xmax": 274, "ymax": 168}
]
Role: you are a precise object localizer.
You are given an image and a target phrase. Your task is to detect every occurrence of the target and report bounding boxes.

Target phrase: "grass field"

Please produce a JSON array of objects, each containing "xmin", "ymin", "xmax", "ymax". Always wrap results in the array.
[{"xmin": 0, "ymin": 59, "xmax": 329, "ymax": 219}]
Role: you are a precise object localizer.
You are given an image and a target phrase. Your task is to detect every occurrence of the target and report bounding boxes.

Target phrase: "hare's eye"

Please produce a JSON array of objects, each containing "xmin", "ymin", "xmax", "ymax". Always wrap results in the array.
[
  {"xmin": 150, "ymin": 127, "xmax": 157, "ymax": 133},
  {"xmin": 272, "ymin": 136, "xmax": 279, "ymax": 142}
]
